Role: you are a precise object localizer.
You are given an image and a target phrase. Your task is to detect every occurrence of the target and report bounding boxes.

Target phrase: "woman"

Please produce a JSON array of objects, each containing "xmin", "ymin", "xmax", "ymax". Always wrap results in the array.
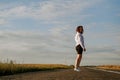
[{"xmin": 74, "ymin": 26, "xmax": 86, "ymax": 72}]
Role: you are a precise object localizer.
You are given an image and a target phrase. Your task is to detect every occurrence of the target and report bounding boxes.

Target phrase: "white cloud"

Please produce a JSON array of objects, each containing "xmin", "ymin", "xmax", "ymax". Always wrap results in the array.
[
  {"xmin": 0, "ymin": 29, "xmax": 74, "ymax": 64},
  {"xmin": 0, "ymin": 0, "xmax": 101, "ymax": 20},
  {"xmin": 49, "ymin": 25, "xmax": 70, "ymax": 36},
  {"xmin": 1, "ymin": 0, "xmax": 120, "ymax": 65},
  {"xmin": 0, "ymin": 6, "xmax": 28, "ymax": 18},
  {"xmin": 0, "ymin": 29, "xmax": 73, "ymax": 53},
  {"xmin": 82, "ymin": 52, "xmax": 120, "ymax": 65},
  {"xmin": 0, "ymin": 19, "xmax": 7, "ymax": 25},
  {"xmin": 85, "ymin": 22, "xmax": 120, "ymax": 45}
]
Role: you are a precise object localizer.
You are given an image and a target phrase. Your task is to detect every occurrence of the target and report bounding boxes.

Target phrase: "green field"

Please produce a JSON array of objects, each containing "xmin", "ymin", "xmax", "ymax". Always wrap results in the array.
[{"xmin": 0, "ymin": 61, "xmax": 72, "ymax": 76}]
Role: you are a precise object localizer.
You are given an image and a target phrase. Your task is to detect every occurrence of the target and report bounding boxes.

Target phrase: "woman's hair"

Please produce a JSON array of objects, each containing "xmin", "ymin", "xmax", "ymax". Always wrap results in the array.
[{"xmin": 76, "ymin": 25, "xmax": 83, "ymax": 33}]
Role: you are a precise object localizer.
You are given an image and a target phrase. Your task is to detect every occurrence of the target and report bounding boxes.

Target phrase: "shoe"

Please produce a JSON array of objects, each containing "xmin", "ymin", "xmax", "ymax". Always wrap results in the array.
[
  {"xmin": 74, "ymin": 68, "xmax": 80, "ymax": 72},
  {"xmin": 78, "ymin": 67, "xmax": 81, "ymax": 71}
]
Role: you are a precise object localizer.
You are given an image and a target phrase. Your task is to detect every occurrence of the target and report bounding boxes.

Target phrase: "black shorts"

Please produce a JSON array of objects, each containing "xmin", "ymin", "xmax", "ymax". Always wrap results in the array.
[{"xmin": 75, "ymin": 44, "xmax": 83, "ymax": 54}]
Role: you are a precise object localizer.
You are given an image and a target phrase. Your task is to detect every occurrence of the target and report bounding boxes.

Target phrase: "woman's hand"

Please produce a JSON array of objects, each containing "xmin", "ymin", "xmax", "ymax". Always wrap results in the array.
[{"xmin": 84, "ymin": 48, "xmax": 86, "ymax": 52}]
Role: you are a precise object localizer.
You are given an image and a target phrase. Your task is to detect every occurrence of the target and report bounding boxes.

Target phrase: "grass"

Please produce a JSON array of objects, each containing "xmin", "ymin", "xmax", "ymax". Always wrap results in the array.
[
  {"xmin": 0, "ymin": 60, "xmax": 72, "ymax": 76},
  {"xmin": 96, "ymin": 65, "xmax": 120, "ymax": 71}
]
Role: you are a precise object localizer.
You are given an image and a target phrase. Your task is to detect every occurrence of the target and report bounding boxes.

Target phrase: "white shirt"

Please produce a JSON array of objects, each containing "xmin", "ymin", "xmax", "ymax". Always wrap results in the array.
[{"xmin": 75, "ymin": 32, "xmax": 85, "ymax": 49}]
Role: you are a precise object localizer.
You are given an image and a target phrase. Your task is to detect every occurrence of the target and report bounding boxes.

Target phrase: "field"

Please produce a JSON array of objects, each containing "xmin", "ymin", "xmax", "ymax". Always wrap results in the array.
[
  {"xmin": 0, "ymin": 61, "xmax": 72, "ymax": 76},
  {"xmin": 96, "ymin": 65, "xmax": 120, "ymax": 71}
]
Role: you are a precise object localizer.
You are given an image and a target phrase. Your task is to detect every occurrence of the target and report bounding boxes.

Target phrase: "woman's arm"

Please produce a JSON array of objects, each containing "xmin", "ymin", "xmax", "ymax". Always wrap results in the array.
[{"xmin": 78, "ymin": 33, "xmax": 85, "ymax": 50}]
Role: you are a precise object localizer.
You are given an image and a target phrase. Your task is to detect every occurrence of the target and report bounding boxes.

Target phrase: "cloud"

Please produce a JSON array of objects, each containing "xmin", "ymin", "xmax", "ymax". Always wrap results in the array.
[
  {"xmin": 1, "ymin": 0, "xmax": 119, "ymax": 65},
  {"xmin": 0, "ymin": 0, "xmax": 101, "ymax": 20},
  {"xmin": 85, "ymin": 22, "xmax": 120, "ymax": 44},
  {"xmin": 49, "ymin": 25, "xmax": 70, "ymax": 36},
  {"xmin": 0, "ymin": 29, "xmax": 75, "ymax": 64},
  {"xmin": 0, "ymin": 29, "xmax": 73, "ymax": 53},
  {"xmin": 0, "ymin": 6, "xmax": 28, "ymax": 18},
  {"xmin": 82, "ymin": 52, "xmax": 120, "ymax": 65},
  {"xmin": 0, "ymin": 19, "xmax": 7, "ymax": 25}
]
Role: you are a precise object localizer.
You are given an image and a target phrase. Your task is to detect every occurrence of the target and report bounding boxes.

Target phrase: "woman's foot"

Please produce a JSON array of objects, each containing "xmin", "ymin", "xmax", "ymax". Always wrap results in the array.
[{"xmin": 74, "ymin": 68, "xmax": 80, "ymax": 72}]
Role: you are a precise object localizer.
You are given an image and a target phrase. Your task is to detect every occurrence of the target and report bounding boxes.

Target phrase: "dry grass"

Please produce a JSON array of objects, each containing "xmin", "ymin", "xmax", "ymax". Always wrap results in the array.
[
  {"xmin": 96, "ymin": 65, "xmax": 120, "ymax": 70},
  {"xmin": 0, "ymin": 61, "xmax": 72, "ymax": 76}
]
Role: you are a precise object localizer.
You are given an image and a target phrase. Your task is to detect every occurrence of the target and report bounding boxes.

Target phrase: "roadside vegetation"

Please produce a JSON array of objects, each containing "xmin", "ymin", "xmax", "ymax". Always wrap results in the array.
[
  {"xmin": 0, "ymin": 60, "xmax": 72, "ymax": 76},
  {"xmin": 96, "ymin": 65, "xmax": 120, "ymax": 71}
]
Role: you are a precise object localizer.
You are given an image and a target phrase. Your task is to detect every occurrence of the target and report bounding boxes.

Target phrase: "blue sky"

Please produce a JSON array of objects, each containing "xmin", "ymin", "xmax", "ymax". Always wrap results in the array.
[{"xmin": 0, "ymin": 0, "xmax": 120, "ymax": 65}]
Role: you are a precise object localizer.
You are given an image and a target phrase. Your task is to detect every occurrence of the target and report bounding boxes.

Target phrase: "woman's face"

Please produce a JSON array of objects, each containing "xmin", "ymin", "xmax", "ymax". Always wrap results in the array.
[{"xmin": 79, "ymin": 27, "xmax": 83, "ymax": 33}]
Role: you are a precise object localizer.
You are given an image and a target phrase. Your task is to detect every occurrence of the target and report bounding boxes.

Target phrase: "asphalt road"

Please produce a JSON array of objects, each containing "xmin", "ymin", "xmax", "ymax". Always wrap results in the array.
[{"xmin": 0, "ymin": 67, "xmax": 120, "ymax": 80}]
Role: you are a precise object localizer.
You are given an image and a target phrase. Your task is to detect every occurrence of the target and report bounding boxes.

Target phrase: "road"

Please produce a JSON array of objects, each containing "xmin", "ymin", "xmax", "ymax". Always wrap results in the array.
[{"xmin": 0, "ymin": 67, "xmax": 120, "ymax": 80}]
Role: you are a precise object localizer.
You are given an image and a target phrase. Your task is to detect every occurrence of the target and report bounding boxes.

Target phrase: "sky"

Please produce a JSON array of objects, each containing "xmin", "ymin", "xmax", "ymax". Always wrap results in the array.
[{"xmin": 0, "ymin": 0, "xmax": 120, "ymax": 66}]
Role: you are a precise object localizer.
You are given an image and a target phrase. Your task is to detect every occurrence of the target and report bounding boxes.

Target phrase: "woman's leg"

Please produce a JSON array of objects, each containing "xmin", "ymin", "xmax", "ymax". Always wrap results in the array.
[{"xmin": 75, "ymin": 54, "xmax": 82, "ymax": 69}]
